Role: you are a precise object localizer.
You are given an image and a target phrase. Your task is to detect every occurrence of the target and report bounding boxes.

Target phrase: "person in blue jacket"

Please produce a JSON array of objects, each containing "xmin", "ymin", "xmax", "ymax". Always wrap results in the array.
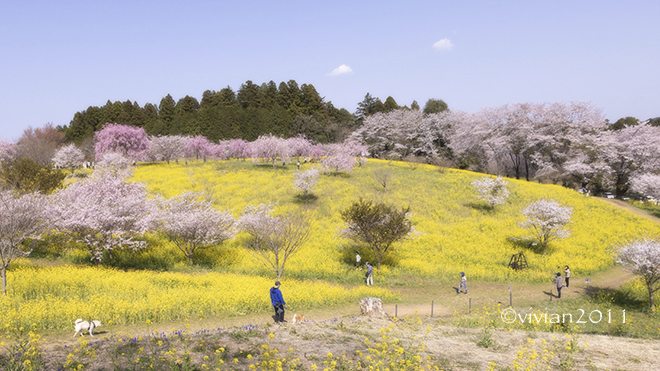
[{"xmin": 270, "ymin": 280, "xmax": 287, "ymax": 323}]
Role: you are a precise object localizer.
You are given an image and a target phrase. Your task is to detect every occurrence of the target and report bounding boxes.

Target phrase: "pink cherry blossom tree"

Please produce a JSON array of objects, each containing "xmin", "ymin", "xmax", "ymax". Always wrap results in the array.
[
  {"xmin": 0, "ymin": 191, "xmax": 48, "ymax": 294},
  {"xmin": 471, "ymin": 175, "xmax": 510, "ymax": 210},
  {"xmin": 518, "ymin": 198, "xmax": 572, "ymax": 254},
  {"xmin": 617, "ymin": 238, "xmax": 660, "ymax": 311},
  {"xmin": 94, "ymin": 123, "xmax": 149, "ymax": 162},
  {"xmin": 157, "ymin": 192, "xmax": 236, "ymax": 264},
  {"xmin": 187, "ymin": 135, "xmax": 213, "ymax": 162},
  {"xmin": 52, "ymin": 143, "xmax": 85, "ymax": 173},
  {"xmin": 251, "ymin": 134, "xmax": 290, "ymax": 167},
  {"xmin": 286, "ymin": 135, "xmax": 313, "ymax": 163},
  {"xmin": 238, "ymin": 204, "xmax": 312, "ymax": 279},
  {"xmin": 51, "ymin": 169, "xmax": 155, "ymax": 264},
  {"xmin": 227, "ymin": 139, "xmax": 250, "ymax": 161}
]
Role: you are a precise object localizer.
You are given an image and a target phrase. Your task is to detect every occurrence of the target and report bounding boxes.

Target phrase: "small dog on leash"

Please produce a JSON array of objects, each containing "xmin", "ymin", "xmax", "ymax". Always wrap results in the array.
[
  {"xmin": 73, "ymin": 319, "xmax": 101, "ymax": 337},
  {"xmin": 291, "ymin": 314, "xmax": 305, "ymax": 324}
]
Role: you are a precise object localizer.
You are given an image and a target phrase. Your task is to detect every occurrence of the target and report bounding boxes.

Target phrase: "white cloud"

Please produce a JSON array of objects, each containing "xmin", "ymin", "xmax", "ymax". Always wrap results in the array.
[
  {"xmin": 328, "ymin": 64, "xmax": 353, "ymax": 76},
  {"xmin": 433, "ymin": 38, "xmax": 454, "ymax": 51}
]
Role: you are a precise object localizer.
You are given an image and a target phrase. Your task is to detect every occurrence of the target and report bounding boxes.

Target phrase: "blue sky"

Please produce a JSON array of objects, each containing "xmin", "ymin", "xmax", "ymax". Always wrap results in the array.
[{"xmin": 1, "ymin": 0, "xmax": 659, "ymax": 141}]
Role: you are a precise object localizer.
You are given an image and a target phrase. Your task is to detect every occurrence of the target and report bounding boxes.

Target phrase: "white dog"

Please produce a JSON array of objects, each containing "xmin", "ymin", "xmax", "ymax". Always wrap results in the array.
[{"xmin": 73, "ymin": 319, "xmax": 101, "ymax": 337}]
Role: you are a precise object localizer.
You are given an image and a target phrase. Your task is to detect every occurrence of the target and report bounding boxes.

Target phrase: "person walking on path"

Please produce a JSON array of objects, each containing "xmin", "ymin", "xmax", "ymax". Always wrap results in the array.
[
  {"xmin": 555, "ymin": 272, "xmax": 565, "ymax": 298},
  {"xmin": 564, "ymin": 265, "xmax": 571, "ymax": 287},
  {"xmin": 365, "ymin": 262, "xmax": 373, "ymax": 286},
  {"xmin": 458, "ymin": 272, "xmax": 468, "ymax": 294},
  {"xmin": 270, "ymin": 281, "xmax": 287, "ymax": 323},
  {"xmin": 355, "ymin": 252, "xmax": 361, "ymax": 269}
]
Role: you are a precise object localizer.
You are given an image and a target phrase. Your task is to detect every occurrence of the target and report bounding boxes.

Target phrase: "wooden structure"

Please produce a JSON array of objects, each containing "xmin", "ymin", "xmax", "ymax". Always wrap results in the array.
[{"xmin": 508, "ymin": 252, "xmax": 528, "ymax": 270}]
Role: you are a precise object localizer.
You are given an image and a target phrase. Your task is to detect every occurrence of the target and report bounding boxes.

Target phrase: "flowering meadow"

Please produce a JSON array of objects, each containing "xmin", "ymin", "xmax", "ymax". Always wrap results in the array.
[
  {"xmin": 1, "ymin": 261, "xmax": 396, "ymax": 332},
  {"xmin": 132, "ymin": 159, "xmax": 660, "ymax": 283}
]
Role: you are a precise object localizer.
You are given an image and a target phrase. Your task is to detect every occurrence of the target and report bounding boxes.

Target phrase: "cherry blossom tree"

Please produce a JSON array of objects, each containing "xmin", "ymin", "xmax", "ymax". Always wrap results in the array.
[
  {"xmin": 630, "ymin": 173, "xmax": 660, "ymax": 204},
  {"xmin": 471, "ymin": 176, "xmax": 510, "ymax": 210},
  {"xmin": 251, "ymin": 134, "xmax": 289, "ymax": 167},
  {"xmin": 617, "ymin": 238, "xmax": 660, "ymax": 311},
  {"xmin": 157, "ymin": 192, "xmax": 235, "ymax": 264},
  {"xmin": 52, "ymin": 143, "xmax": 85, "ymax": 173},
  {"xmin": 96, "ymin": 152, "xmax": 133, "ymax": 170},
  {"xmin": 293, "ymin": 167, "xmax": 320, "ymax": 199},
  {"xmin": 227, "ymin": 139, "xmax": 250, "ymax": 161},
  {"xmin": 0, "ymin": 191, "xmax": 47, "ymax": 294},
  {"xmin": 51, "ymin": 169, "xmax": 154, "ymax": 264},
  {"xmin": 238, "ymin": 204, "xmax": 312, "ymax": 279},
  {"xmin": 518, "ymin": 198, "xmax": 572, "ymax": 254},
  {"xmin": 350, "ymin": 109, "xmax": 449, "ymax": 159},
  {"xmin": 94, "ymin": 123, "xmax": 149, "ymax": 161},
  {"xmin": 286, "ymin": 135, "xmax": 313, "ymax": 162},
  {"xmin": 148, "ymin": 135, "xmax": 188, "ymax": 164},
  {"xmin": 0, "ymin": 139, "xmax": 16, "ymax": 163},
  {"xmin": 187, "ymin": 135, "xmax": 213, "ymax": 162}
]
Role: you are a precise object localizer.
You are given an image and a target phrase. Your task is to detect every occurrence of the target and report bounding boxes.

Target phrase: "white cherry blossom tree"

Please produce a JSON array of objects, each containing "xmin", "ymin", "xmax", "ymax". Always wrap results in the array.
[
  {"xmin": 617, "ymin": 238, "xmax": 660, "ymax": 311},
  {"xmin": 471, "ymin": 176, "xmax": 510, "ymax": 210},
  {"xmin": 518, "ymin": 198, "xmax": 572, "ymax": 254},
  {"xmin": 52, "ymin": 143, "xmax": 85, "ymax": 173}
]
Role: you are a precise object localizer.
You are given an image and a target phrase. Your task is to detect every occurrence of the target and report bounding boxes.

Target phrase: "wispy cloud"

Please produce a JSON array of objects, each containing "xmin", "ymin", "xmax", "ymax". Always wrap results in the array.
[
  {"xmin": 328, "ymin": 64, "xmax": 353, "ymax": 76},
  {"xmin": 433, "ymin": 38, "xmax": 454, "ymax": 51}
]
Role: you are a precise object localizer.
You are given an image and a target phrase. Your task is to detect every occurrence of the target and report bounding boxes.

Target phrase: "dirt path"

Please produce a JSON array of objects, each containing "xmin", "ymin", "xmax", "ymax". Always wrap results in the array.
[{"xmin": 601, "ymin": 197, "xmax": 660, "ymax": 224}]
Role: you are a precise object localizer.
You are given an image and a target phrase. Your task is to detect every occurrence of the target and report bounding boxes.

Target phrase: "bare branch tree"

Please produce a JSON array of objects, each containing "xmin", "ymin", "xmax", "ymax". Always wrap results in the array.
[{"xmin": 238, "ymin": 204, "xmax": 312, "ymax": 279}]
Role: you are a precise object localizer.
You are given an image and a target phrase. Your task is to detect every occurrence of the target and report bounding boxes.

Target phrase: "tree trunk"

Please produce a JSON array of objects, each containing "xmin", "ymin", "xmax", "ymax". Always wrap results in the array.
[
  {"xmin": 648, "ymin": 279, "xmax": 655, "ymax": 312},
  {"xmin": 1, "ymin": 264, "xmax": 7, "ymax": 295}
]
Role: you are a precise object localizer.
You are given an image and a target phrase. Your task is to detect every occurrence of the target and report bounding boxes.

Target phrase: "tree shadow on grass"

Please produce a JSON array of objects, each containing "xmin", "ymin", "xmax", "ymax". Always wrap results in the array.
[
  {"xmin": 464, "ymin": 202, "xmax": 493, "ymax": 213},
  {"xmin": 586, "ymin": 285, "xmax": 649, "ymax": 311},
  {"xmin": 293, "ymin": 193, "xmax": 318, "ymax": 204}
]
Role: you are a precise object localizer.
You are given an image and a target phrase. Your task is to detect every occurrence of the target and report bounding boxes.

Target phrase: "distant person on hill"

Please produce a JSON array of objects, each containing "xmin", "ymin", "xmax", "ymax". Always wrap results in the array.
[
  {"xmin": 365, "ymin": 262, "xmax": 373, "ymax": 286},
  {"xmin": 270, "ymin": 281, "xmax": 287, "ymax": 323},
  {"xmin": 555, "ymin": 272, "xmax": 565, "ymax": 298},
  {"xmin": 564, "ymin": 265, "xmax": 571, "ymax": 287},
  {"xmin": 458, "ymin": 272, "xmax": 467, "ymax": 294},
  {"xmin": 356, "ymin": 252, "xmax": 361, "ymax": 269}
]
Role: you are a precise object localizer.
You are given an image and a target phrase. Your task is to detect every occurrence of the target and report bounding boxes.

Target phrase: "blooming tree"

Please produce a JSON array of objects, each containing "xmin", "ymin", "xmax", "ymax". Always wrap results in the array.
[
  {"xmin": 148, "ymin": 135, "xmax": 188, "ymax": 164},
  {"xmin": 0, "ymin": 191, "xmax": 47, "ymax": 294},
  {"xmin": 238, "ymin": 204, "xmax": 312, "ymax": 279},
  {"xmin": 630, "ymin": 173, "xmax": 660, "ymax": 204},
  {"xmin": 617, "ymin": 238, "xmax": 660, "ymax": 311},
  {"xmin": 96, "ymin": 152, "xmax": 133, "ymax": 170},
  {"xmin": 293, "ymin": 167, "xmax": 320, "ymax": 199},
  {"xmin": 94, "ymin": 123, "xmax": 149, "ymax": 161},
  {"xmin": 51, "ymin": 170, "xmax": 154, "ymax": 264},
  {"xmin": 157, "ymin": 192, "xmax": 235, "ymax": 264},
  {"xmin": 286, "ymin": 135, "xmax": 313, "ymax": 162},
  {"xmin": 518, "ymin": 199, "xmax": 572, "ymax": 254},
  {"xmin": 340, "ymin": 198, "xmax": 415, "ymax": 269},
  {"xmin": 0, "ymin": 139, "xmax": 16, "ymax": 163},
  {"xmin": 52, "ymin": 143, "xmax": 85, "ymax": 173},
  {"xmin": 251, "ymin": 134, "xmax": 290, "ymax": 167},
  {"xmin": 187, "ymin": 135, "xmax": 213, "ymax": 162},
  {"xmin": 226, "ymin": 139, "xmax": 250, "ymax": 161},
  {"xmin": 471, "ymin": 176, "xmax": 510, "ymax": 210}
]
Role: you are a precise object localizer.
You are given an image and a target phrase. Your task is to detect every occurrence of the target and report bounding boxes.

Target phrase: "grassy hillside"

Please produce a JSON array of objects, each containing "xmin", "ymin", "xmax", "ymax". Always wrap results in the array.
[{"xmin": 132, "ymin": 159, "xmax": 659, "ymax": 283}]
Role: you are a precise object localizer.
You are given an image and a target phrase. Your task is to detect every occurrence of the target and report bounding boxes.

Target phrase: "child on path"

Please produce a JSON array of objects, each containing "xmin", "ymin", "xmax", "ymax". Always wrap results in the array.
[
  {"xmin": 458, "ymin": 272, "xmax": 467, "ymax": 294},
  {"xmin": 270, "ymin": 281, "xmax": 287, "ymax": 323},
  {"xmin": 564, "ymin": 265, "xmax": 571, "ymax": 287}
]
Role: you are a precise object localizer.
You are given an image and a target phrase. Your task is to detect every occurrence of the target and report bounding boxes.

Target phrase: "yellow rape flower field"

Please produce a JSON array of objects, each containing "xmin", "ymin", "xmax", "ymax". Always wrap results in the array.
[{"xmin": 3, "ymin": 159, "xmax": 660, "ymax": 370}]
